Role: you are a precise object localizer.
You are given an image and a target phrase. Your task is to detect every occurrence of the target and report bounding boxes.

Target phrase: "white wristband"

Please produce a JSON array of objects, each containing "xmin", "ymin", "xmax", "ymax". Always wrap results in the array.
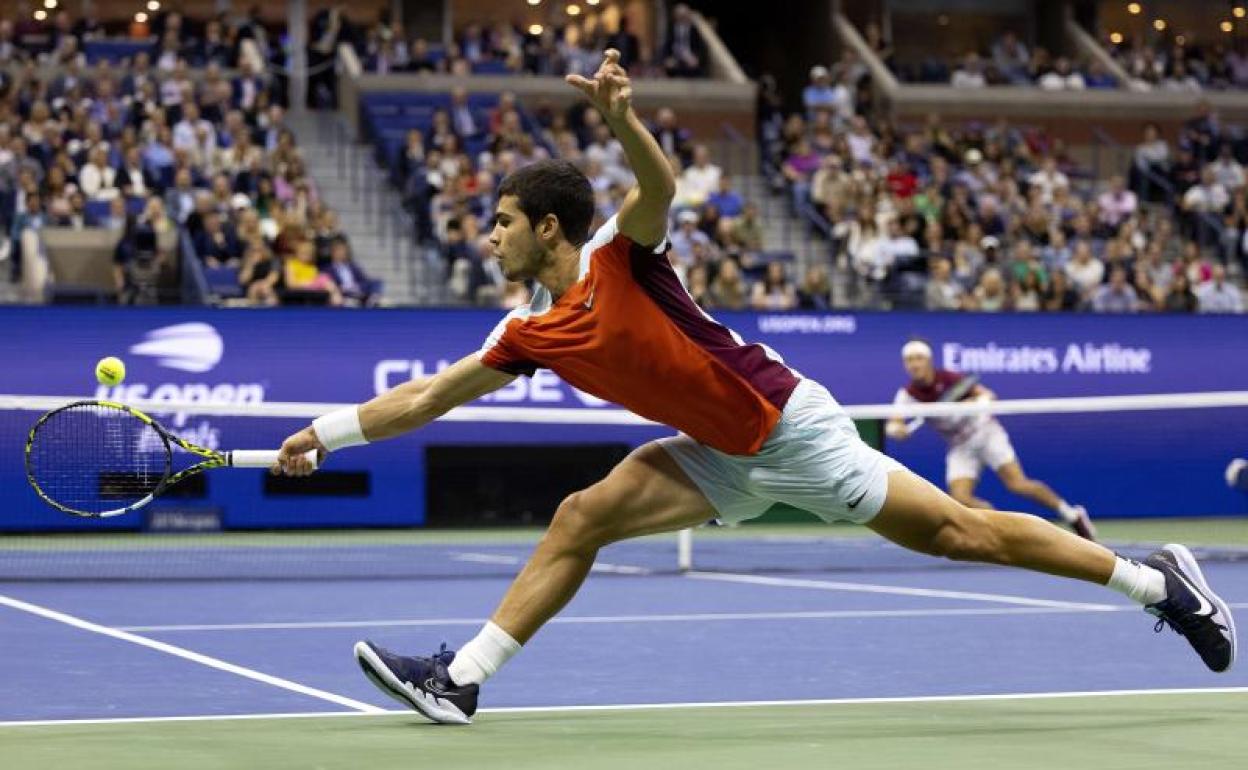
[{"xmin": 312, "ymin": 406, "xmax": 367, "ymax": 452}]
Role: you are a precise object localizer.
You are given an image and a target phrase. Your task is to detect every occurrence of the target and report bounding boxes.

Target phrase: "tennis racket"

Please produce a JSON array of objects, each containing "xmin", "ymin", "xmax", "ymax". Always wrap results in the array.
[
  {"xmin": 24, "ymin": 399, "xmax": 317, "ymax": 518},
  {"xmin": 903, "ymin": 373, "xmax": 981, "ymax": 434}
]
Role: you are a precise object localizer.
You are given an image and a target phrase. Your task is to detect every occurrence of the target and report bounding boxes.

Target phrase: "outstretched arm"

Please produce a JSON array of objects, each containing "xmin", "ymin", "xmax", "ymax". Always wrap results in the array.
[
  {"xmin": 274, "ymin": 354, "xmax": 515, "ymax": 474},
  {"xmin": 567, "ymin": 49, "xmax": 675, "ymax": 247}
]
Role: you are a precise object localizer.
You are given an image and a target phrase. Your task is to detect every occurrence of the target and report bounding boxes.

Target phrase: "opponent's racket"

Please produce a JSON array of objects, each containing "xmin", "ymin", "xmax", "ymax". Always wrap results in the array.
[
  {"xmin": 24, "ymin": 399, "xmax": 316, "ymax": 518},
  {"xmin": 904, "ymin": 373, "xmax": 982, "ymax": 434}
]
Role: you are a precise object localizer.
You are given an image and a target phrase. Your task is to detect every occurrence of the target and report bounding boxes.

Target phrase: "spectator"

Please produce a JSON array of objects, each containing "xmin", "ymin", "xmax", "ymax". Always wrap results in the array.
[
  {"xmin": 709, "ymin": 258, "xmax": 748, "ymax": 309},
  {"xmin": 449, "ymin": 87, "xmax": 480, "ymax": 139},
  {"xmin": 751, "ymin": 261, "xmax": 797, "ymax": 310},
  {"xmin": 1194, "ymin": 263, "xmax": 1244, "ymax": 313},
  {"xmin": 323, "ymin": 235, "xmax": 377, "ymax": 306},
  {"xmin": 1012, "ymin": 271, "xmax": 1044, "ymax": 311},
  {"xmin": 1064, "ymin": 241, "xmax": 1105, "ymax": 297},
  {"xmin": 284, "ymin": 239, "xmax": 342, "ymax": 305},
  {"xmin": 991, "ymin": 31, "xmax": 1030, "ymax": 84},
  {"xmin": 1084, "ymin": 60, "xmax": 1117, "ymax": 89},
  {"xmin": 651, "ymin": 108, "xmax": 692, "ymax": 166},
  {"xmin": 880, "ymin": 217, "xmax": 920, "ymax": 271},
  {"xmin": 1183, "ymin": 167, "xmax": 1230, "ymax": 218},
  {"xmin": 238, "ymin": 242, "xmax": 280, "ymax": 306},
  {"xmin": 728, "ymin": 201, "xmax": 764, "ymax": 255},
  {"xmin": 1162, "ymin": 60, "xmax": 1202, "ymax": 93},
  {"xmin": 661, "ymin": 4, "xmax": 707, "ymax": 78},
  {"xmin": 193, "ymin": 209, "xmax": 243, "ymax": 267},
  {"xmin": 782, "ymin": 138, "xmax": 821, "ymax": 209},
  {"xmin": 1097, "ymin": 175, "xmax": 1137, "ymax": 230},
  {"xmin": 77, "ymin": 145, "xmax": 118, "ymax": 200},
  {"xmin": 1208, "ymin": 144, "xmax": 1245, "ymax": 193},
  {"xmin": 951, "ymin": 53, "xmax": 987, "ymax": 88},
  {"xmin": 685, "ymin": 262, "xmax": 712, "ymax": 307},
  {"xmin": 924, "ymin": 257, "xmax": 967, "ymax": 310},
  {"xmin": 971, "ymin": 267, "xmax": 1009, "ymax": 311},
  {"xmin": 707, "ymin": 176, "xmax": 744, "ymax": 221},
  {"xmin": 606, "ymin": 16, "xmax": 642, "ymax": 72},
  {"xmin": 1043, "ymin": 269, "xmax": 1081, "ymax": 311},
  {"xmin": 1162, "ymin": 272, "xmax": 1199, "ymax": 312},
  {"xmin": 680, "ymin": 145, "xmax": 722, "ymax": 207},
  {"xmin": 669, "ymin": 209, "xmax": 712, "ymax": 270},
  {"xmin": 803, "ymin": 66, "xmax": 841, "ymax": 117},
  {"xmin": 1038, "ymin": 58, "xmax": 1086, "ymax": 90},
  {"xmin": 1027, "ymin": 156, "xmax": 1069, "ymax": 204},
  {"xmin": 1131, "ymin": 122, "xmax": 1170, "ymax": 196},
  {"xmin": 1091, "ymin": 266, "xmax": 1140, "ymax": 312},
  {"xmin": 796, "ymin": 264, "xmax": 832, "ymax": 310}
]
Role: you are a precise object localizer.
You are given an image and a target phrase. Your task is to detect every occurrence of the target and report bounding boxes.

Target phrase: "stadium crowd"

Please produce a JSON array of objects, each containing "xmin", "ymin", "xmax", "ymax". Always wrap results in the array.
[
  {"xmin": 883, "ymin": 27, "xmax": 1117, "ymax": 90},
  {"xmin": 768, "ymin": 55, "xmax": 1246, "ymax": 313},
  {"xmin": 1112, "ymin": 34, "xmax": 1248, "ymax": 92},
  {"xmin": 361, "ymin": 3, "xmax": 705, "ymax": 79},
  {"xmin": 393, "ymin": 88, "xmax": 791, "ymax": 309},
  {"xmin": 1, "ymin": 7, "xmax": 377, "ymax": 307}
]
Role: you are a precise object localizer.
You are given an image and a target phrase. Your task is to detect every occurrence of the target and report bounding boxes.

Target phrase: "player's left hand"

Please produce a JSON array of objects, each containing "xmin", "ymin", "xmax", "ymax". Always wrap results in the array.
[
  {"xmin": 566, "ymin": 49, "xmax": 632, "ymax": 121},
  {"xmin": 273, "ymin": 426, "xmax": 326, "ymax": 476}
]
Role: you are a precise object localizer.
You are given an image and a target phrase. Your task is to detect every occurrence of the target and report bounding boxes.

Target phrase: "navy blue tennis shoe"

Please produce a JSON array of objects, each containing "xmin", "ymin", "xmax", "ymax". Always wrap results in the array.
[
  {"xmin": 1143, "ymin": 544, "xmax": 1236, "ymax": 673},
  {"xmin": 354, "ymin": 640, "xmax": 479, "ymax": 724}
]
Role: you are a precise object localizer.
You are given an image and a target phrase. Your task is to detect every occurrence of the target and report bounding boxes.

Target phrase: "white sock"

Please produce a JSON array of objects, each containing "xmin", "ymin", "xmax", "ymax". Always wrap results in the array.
[
  {"xmin": 1106, "ymin": 556, "xmax": 1167, "ymax": 605},
  {"xmin": 1056, "ymin": 500, "xmax": 1080, "ymax": 523},
  {"xmin": 447, "ymin": 621, "xmax": 522, "ymax": 686}
]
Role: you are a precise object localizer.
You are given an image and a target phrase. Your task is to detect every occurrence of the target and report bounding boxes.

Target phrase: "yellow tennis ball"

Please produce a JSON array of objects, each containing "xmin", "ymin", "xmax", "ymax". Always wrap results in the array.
[{"xmin": 96, "ymin": 356, "xmax": 126, "ymax": 386}]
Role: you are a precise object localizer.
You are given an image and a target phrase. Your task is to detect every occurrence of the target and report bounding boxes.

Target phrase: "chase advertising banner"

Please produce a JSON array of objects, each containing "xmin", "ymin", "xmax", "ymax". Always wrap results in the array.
[{"xmin": 3, "ymin": 307, "xmax": 1246, "ymax": 530}]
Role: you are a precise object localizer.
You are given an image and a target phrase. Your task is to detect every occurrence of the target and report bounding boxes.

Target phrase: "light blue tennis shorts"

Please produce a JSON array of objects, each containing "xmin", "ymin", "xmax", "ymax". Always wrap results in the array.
[{"xmin": 659, "ymin": 378, "xmax": 903, "ymax": 525}]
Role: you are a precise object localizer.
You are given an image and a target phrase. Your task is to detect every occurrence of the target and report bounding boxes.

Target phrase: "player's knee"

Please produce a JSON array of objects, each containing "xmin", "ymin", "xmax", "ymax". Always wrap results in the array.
[
  {"xmin": 547, "ymin": 491, "xmax": 613, "ymax": 553},
  {"xmin": 929, "ymin": 505, "xmax": 1007, "ymax": 564}
]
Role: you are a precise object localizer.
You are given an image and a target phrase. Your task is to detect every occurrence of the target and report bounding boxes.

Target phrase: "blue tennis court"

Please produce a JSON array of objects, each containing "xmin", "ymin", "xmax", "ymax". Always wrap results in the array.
[{"xmin": 4, "ymin": 526, "xmax": 1247, "ymax": 727}]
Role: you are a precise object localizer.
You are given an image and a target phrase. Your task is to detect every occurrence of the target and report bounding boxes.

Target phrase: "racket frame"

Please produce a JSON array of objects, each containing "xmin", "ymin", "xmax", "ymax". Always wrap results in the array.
[{"xmin": 25, "ymin": 399, "xmax": 271, "ymax": 518}]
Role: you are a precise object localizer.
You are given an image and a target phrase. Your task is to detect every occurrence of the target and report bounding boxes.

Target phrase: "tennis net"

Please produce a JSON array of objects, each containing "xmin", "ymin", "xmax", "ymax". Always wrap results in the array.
[{"xmin": 1, "ymin": 391, "xmax": 1246, "ymax": 581}]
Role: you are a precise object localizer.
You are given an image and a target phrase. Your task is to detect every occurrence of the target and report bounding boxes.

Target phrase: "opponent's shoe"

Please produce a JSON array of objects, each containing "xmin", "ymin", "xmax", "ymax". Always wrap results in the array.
[
  {"xmin": 1144, "ymin": 544, "xmax": 1236, "ymax": 673},
  {"xmin": 1068, "ymin": 505, "xmax": 1097, "ymax": 541},
  {"xmin": 354, "ymin": 640, "xmax": 479, "ymax": 724}
]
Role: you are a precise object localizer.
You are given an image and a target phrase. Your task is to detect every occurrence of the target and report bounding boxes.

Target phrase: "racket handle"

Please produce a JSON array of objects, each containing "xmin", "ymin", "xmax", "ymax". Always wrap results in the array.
[
  {"xmin": 229, "ymin": 449, "xmax": 319, "ymax": 470},
  {"xmin": 904, "ymin": 417, "xmax": 925, "ymax": 433}
]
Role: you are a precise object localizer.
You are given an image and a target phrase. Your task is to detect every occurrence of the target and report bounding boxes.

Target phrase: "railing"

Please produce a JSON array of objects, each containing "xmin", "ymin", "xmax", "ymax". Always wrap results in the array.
[{"xmin": 178, "ymin": 229, "xmax": 210, "ymax": 306}]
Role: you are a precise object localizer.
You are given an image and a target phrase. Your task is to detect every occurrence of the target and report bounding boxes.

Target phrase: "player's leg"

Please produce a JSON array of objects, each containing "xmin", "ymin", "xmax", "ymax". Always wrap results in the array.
[
  {"xmin": 985, "ymin": 422, "xmax": 1096, "ymax": 539},
  {"xmin": 868, "ymin": 468, "xmax": 1235, "ymax": 671},
  {"xmin": 869, "ymin": 468, "xmax": 1112, "ymax": 581},
  {"xmin": 945, "ymin": 442, "xmax": 993, "ymax": 509},
  {"xmin": 354, "ymin": 441, "xmax": 718, "ymax": 723},
  {"xmin": 947, "ymin": 477, "xmax": 993, "ymax": 509},
  {"xmin": 486, "ymin": 441, "xmax": 714, "ymax": 645}
]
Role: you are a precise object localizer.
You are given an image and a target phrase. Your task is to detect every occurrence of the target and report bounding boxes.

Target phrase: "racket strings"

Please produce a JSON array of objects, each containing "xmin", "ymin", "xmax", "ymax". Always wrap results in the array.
[{"xmin": 26, "ymin": 403, "xmax": 169, "ymax": 515}]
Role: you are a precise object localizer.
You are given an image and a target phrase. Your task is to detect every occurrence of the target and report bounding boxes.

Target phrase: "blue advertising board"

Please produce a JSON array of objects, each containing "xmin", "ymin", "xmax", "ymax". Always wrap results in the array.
[{"xmin": 3, "ymin": 307, "xmax": 1246, "ymax": 531}]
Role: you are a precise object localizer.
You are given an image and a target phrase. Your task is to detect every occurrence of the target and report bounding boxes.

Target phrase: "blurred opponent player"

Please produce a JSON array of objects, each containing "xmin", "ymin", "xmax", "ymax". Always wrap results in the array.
[
  {"xmin": 886, "ymin": 340, "xmax": 1098, "ymax": 541},
  {"xmin": 276, "ymin": 50, "xmax": 1235, "ymax": 724}
]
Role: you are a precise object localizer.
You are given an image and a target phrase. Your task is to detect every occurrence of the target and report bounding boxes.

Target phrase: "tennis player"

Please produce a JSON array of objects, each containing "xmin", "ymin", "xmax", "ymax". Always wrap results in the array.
[
  {"xmin": 276, "ymin": 51, "xmax": 1235, "ymax": 724},
  {"xmin": 886, "ymin": 340, "xmax": 1098, "ymax": 540}
]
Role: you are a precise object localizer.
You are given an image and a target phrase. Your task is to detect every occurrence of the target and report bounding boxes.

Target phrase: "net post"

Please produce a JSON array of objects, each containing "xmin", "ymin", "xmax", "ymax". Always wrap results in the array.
[{"xmin": 677, "ymin": 527, "xmax": 694, "ymax": 572}]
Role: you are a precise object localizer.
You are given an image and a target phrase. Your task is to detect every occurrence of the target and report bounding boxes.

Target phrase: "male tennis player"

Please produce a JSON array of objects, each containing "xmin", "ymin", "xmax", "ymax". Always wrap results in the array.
[
  {"xmin": 276, "ymin": 51, "xmax": 1235, "ymax": 724},
  {"xmin": 886, "ymin": 340, "xmax": 1098, "ymax": 540}
]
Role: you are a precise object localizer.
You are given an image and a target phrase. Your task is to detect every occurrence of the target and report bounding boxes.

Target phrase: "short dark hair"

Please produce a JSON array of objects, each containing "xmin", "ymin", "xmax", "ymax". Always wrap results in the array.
[{"xmin": 497, "ymin": 159, "xmax": 594, "ymax": 246}]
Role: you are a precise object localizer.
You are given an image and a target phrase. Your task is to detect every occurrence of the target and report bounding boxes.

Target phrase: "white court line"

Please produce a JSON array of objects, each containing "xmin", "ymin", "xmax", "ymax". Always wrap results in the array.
[
  {"xmin": 4, "ymin": 686, "xmax": 1248, "ymax": 729},
  {"xmin": 684, "ymin": 570, "xmax": 1119, "ymax": 610},
  {"xmin": 0, "ymin": 594, "xmax": 384, "ymax": 714},
  {"xmin": 116, "ymin": 605, "xmax": 1140, "ymax": 633}
]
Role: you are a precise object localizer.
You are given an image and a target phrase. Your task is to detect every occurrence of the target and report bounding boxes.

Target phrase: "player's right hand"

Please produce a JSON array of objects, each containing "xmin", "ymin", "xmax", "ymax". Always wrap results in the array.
[
  {"xmin": 274, "ymin": 427, "xmax": 326, "ymax": 476},
  {"xmin": 566, "ymin": 49, "xmax": 632, "ymax": 121}
]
